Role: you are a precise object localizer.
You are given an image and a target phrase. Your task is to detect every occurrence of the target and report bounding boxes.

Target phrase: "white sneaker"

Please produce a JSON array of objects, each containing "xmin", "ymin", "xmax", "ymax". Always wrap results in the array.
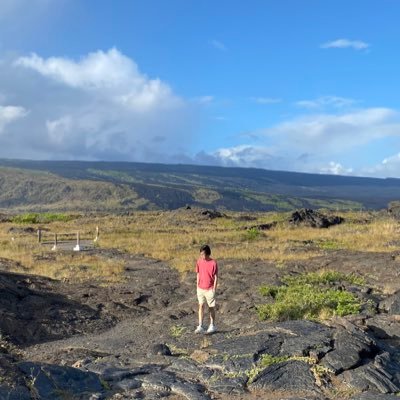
[
  {"xmin": 206, "ymin": 324, "xmax": 216, "ymax": 334},
  {"xmin": 194, "ymin": 325, "xmax": 205, "ymax": 334}
]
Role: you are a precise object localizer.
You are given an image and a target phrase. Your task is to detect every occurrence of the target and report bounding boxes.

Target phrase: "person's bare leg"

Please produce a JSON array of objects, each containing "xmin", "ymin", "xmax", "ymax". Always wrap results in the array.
[
  {"xmin": 198, "ymin": 303, "xmax": 204, "ymax": 327},
  {"xmin": 209, "ymin": 306, "xmax": 215, "ymax": 326}
]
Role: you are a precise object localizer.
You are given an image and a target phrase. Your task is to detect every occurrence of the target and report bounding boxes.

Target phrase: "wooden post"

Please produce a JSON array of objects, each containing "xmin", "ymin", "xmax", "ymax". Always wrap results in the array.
[
  {"xmin": 37, "ymin": 229, "xmax": 42, "ymax": 243},
  {"xmin": 74, "ymin": 231, "xmax": 81, "ymax": 251},
  {"xmin": 52, "ymin": 233, "xmax": 58, "ymax": 251},
  {"xmin": 94, "ymin": 226, "xmax": 99, "ymax": 242}
]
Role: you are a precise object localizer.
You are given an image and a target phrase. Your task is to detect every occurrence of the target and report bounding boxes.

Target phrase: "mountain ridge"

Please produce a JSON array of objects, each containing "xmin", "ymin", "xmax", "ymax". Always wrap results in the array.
[{"xmin": 0, "ymin": 158, "xmax": 399, "ymax": 211}]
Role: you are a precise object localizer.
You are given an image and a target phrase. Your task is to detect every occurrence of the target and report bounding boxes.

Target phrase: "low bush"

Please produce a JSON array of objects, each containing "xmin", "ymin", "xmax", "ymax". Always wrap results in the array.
[
  {"xmin": 257, "ymin": 271, "xmax": 362, "ymax": 321},
  {"xmin": 281, "ymin": 270, "xmax": 365, "ymax": 286}
]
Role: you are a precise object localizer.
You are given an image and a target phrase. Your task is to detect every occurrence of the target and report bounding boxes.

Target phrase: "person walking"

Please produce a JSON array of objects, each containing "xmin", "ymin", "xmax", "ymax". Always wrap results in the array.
[{"xmin": 195, "ymin": 244, "xmax": 218, "ymax": 334}]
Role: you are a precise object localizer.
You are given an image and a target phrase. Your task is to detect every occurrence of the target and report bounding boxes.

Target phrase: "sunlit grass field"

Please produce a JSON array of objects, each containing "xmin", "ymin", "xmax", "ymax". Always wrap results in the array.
[{"xmin": 0, "ymin": 209, "xmax": 398, "ymax": 282}]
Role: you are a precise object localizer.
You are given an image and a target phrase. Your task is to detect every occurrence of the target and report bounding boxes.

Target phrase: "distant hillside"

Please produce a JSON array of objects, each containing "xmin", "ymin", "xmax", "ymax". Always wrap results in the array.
[{"xmin": 0, "ymin": 159, "xmax": 399, "ymax": 212}]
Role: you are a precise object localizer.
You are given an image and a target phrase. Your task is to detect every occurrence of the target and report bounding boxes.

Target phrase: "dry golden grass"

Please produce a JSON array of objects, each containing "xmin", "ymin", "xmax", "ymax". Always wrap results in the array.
[
  {"xmin": 0, "ymin": 210, "xmax": 398, "ymax": 280},
  {"xmin": 33, "ymin": 253, "xmax": 125, "ymax": 283},
  {"xmin": 0, "ymin": 218, "xmax": 123, "ymax": 282}
]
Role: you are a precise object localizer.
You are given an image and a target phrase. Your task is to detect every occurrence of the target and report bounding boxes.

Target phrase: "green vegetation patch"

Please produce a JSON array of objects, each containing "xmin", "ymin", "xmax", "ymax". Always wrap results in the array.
[
  {"xmin": 317, "ymin": 239, "xmax": 342, "ymax": 250},
  {"xmin": 170, "ymin": 324, "xmax": 186, "ymax": 338},
  {"xmin": 259, "ymin": 354, "xmax": 290, "ymax": 367},
  {"xmin": 12, "ymin": 213, "xmax": 74, "ymax": 224},
  {"xmin": 257, "ymin": 271, "xmax": 363, "ymax": 321},
  {"xmin": 87, "ymin": 168, "xmax": 137, "ymax": 183},
  {"xmin": 243, "ymin": 227, "xmax": 261, "ymax": 241}
]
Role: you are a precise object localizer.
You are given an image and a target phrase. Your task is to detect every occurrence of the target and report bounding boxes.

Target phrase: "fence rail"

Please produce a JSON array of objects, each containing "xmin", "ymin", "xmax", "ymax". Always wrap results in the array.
[{"xmin": 37, "ymin": 226, "xmax": 99, "ymax": 251}]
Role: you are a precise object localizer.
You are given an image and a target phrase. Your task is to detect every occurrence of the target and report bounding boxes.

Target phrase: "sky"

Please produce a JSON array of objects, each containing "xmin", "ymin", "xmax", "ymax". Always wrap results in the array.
[{"xmin": 1, "ymin": 0, "xmax": 400, "ymax": 178}]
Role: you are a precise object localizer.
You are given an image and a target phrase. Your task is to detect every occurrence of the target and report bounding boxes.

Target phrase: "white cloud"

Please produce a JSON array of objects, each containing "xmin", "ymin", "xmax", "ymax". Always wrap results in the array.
[
  {"xmin": 211, "ymin": 40, "xmax": 227, "ymax": 51},
  {"xmin": 364, "ymin": 153, "xmax": 400, "ymax": 178},
  {"xmin": 201, "ymin": 107, "xmax": 400, "ymax": 176},
  {"xmin": 0, "ymin": 105, "xmax": 28, "ymax": 133},
  {"xmin": 251, "ymin": 97, "xmax": 282, "ymax": 104},
  {"xmin": 321, "ymin": 39, "xmax": 370, "ymax": 50},
  {"xmin": 296, "ymin": 96, "xmax": 356, "ymax": 109},
  {"xmin": 267, "ymin": 108, "xmax": 399, "ymax": 152},
  {"xmin": 208, "ymin": 144, "xmax": 280, "ymax": 169},
  {"xmin": 0, "ymin": 49, "xmax": 196, "ymax": 161},
  {"xmin": 320, "ymin": 161, "xmax": 353, "ymax": 175},
  {"xmin": 16, "ymin": 48, "xmax": 182, "ymax": 113},
  {"xmin": 16, "ymin": 49, "xmax": 133, "ymax": 89}
]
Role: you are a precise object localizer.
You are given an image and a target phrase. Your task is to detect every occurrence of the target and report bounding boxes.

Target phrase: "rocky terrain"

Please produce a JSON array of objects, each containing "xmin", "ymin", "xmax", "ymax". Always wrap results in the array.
[{"xmin": 1, "ymin": 244, "xmax": 400, "ymax": 400}]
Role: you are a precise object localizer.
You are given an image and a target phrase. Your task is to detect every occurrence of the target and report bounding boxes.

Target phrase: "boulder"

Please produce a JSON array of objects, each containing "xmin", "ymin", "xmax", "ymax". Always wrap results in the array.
[
  {"xmin": 277, "ymin": 320, "xmax": 333, "ymax": 357},
  {"xmin": 200, "ymin": 209, "xmax": 225, "ymax": 219},
  {"xmin": 18, "ymin": 362, "xmax": 103, "ymax": 400},
  {"xmin": 388, "ymin": 201, "xmax": 400, "ymax": 220},
  {"xmin": 380, "ymin": 291, "xmax": 400, "ymax": 315},
  {"xmin": 149, "ymin": 343, "xmax": 172, "ymax": 356},
  {"xmin": 321, "ymin": 328, "xmax": 377, "ymax": 374},
  {"xmin": 366, "ymin": 315, "xmax": 400, "ymax": 340},
  {"xmin": 289, "ymin": 209, "xmax": 343, "ymax": 228},
  {"xmin": 250, "ymin": 360, "xmax": 320, "ymax": 394},
  {"xmin": 341, "ymin": 363, "xmax": 400, "ymax": 394},
  {"xmin": 207, "ymin": 373, "xmax": 247, "ymax": 395}
]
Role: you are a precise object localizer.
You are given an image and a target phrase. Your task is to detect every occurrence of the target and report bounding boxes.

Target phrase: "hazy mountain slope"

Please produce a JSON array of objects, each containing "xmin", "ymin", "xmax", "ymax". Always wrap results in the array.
[
  {"xmin": 0, "ymin": 159, "xmax": 399, "ymax": 211},
  {"xmin": 0, "ymin": 168, "xmax": 149, "ymax": 211}
]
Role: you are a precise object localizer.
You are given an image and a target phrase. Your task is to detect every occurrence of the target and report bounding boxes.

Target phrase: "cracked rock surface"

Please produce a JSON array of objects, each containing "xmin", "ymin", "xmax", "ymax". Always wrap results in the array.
[{"xmin": 1, "ymin": 249, "xmax": 400, "ymax": 399}]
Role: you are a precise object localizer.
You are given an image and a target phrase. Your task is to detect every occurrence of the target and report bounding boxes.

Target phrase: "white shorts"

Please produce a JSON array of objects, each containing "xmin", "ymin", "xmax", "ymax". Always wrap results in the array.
[{"xmin": 197, "ymin": 288, "xmax": 216, "ymax": 307}]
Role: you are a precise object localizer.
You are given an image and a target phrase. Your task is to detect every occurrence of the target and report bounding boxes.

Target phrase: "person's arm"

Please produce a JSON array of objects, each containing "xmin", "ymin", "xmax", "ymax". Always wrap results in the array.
[
  {"xmin": 213, "ymin": 261, "xmax": 218, "ymax": 291},
  {"xmin": 213, "ymin": 274, "xmax": 218, "ymax": 292}
]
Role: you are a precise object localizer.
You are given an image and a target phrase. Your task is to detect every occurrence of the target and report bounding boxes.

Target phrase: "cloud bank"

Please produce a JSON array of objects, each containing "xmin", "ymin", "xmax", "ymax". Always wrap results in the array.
[
  {"xmin": 0, "ymin": 48, "xmax": 195, "ymax": 161},
  {"xmin": 0, "ymin": 46, "xmax": 398, "ymax": 178},
  {"xmin": 204, "ymin": 107, "xmax": 400, "ymax": 177}
]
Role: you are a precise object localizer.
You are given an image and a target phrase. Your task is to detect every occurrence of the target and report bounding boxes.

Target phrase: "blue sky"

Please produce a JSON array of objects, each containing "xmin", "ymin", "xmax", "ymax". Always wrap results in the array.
[{"xmin": 1, "ymin": 1, "xmax": 400, "ymax": 177}]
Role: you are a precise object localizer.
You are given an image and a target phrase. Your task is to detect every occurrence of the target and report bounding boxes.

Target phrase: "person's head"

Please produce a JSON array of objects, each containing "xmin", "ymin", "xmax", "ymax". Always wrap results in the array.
[{"xmin": 200, "ymin": 244, "xmax": 211, "ymax": 259}]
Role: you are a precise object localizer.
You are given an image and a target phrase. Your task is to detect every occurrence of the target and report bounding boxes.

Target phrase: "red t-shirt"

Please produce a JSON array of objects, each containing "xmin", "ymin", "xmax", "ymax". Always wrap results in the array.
[{"xmin": 196, "ymin": 258, "xmax": 218, "ymax": 290}]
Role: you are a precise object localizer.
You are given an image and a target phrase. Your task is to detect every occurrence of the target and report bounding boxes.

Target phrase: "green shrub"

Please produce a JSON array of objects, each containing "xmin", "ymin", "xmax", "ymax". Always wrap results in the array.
[
  {"xmin": 257, "ymin": 271, "xmax": 362, "ymax": 321},
  {"xmin": 12, "ymin": 213, "xmax": 74, "ymax": 224},
  {"xmin": 244, "ymin": 227, "xmax": 260, "ymax": 241},
  {"xmin": 11, "ymin": 213, "xmax": 39, "ymax": 224}
]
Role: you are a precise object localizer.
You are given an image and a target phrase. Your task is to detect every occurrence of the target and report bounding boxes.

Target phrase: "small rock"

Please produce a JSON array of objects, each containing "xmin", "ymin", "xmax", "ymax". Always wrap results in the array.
[{"xmin": 149, "ymin": 343, "xmax": 172, "ymax": 356}]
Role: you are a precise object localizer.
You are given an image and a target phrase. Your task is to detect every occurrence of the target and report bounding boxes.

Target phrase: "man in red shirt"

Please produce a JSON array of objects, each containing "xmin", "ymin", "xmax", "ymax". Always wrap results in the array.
[{"xmin": 195, "ymin": 244, "xmax": 218, "ymax": 334}]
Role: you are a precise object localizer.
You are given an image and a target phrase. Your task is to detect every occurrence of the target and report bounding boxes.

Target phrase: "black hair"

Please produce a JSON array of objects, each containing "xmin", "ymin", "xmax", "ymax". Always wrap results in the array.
[{"xmin": 200, "ymin": 244, "xmax": 211, "ymax": 256}]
